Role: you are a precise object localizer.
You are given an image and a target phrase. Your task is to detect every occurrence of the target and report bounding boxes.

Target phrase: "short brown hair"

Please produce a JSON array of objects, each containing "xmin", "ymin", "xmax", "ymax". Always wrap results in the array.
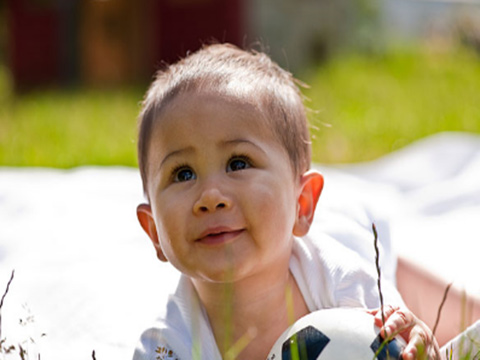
[{"xmin": 138, "ymin": 43, "xmax": 311, "ymax": 198}]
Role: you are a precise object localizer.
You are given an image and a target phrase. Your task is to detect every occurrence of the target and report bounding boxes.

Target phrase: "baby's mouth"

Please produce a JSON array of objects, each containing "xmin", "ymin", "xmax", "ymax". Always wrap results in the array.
[{"xmin": 197, "ymin": 228, "xmax": 244, "ymax": 246}]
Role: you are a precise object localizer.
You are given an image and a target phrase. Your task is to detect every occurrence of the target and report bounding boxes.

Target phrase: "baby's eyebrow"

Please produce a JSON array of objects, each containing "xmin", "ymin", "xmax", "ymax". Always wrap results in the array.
[
  {"xmin": 222, "ymin": 139, "xmax": 266, "ymax": 154},
  {"xmin": 158, "ymin": 147, "xmax": 194, "ymax": 171}
]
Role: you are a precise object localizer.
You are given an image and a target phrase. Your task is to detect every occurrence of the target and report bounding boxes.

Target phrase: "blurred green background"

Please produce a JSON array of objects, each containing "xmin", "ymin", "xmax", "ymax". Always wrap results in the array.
[
  {"xmin": 305, "ymin": 46, "xmax": 480, "ymax": 163},
  {"xmin": 1, "ymin": 0, "xmax": 480, "ymax": 168}
]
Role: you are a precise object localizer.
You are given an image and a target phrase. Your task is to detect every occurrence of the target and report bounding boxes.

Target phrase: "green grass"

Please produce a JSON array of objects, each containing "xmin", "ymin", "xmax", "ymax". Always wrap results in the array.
[
  {"xmin": 0, "ymin": 82, "xmax": 143, "ymax": 167},
  {"xmin": 1, "ymin": 44, "xmax": 480, "ymax": 167},
  {"xmin": 303, "ymin": 45, "xmax": 480, "ymax": 164}
]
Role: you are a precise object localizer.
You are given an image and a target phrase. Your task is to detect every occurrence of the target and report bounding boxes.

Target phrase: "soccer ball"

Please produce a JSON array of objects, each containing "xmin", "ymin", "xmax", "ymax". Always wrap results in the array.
[{"xmin": 266, "ymin": 308, "xmax": 406, "ymax": 360}]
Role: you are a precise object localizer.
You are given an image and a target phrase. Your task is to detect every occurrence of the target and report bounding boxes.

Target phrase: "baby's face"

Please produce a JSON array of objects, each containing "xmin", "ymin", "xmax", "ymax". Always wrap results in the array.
[{"xmin": 144, "ymin": 91, "xmax": 301, "ymax": 283}]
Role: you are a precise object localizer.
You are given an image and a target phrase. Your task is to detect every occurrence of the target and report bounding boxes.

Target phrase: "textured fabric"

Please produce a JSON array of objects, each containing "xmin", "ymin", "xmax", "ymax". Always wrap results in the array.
[
  {"xmin": 441, "ymin": 320, "xmax": 480, "ymax": 360},
  {"xmin": 133, "ymin": 235, "xmax": 404, "ymax": 360},
  {"xmin": 291, "ymin": 234, "xmax": 404, "ymax": 311}
]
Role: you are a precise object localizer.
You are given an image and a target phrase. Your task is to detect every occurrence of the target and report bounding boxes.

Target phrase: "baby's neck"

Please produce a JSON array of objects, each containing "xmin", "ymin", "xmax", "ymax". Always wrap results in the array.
[{"xmin": 193, "ymin": 270, "xmax": 309, "ymax": 360}]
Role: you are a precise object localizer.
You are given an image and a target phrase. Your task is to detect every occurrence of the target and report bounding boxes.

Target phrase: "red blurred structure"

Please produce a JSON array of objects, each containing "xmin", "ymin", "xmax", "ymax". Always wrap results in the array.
[
  {"xmin": 153, "ymin": 0, "xmax": 243, "ymax": 65},
  {"xmin": 7, "ymin": 0, "xmax": 244, "ymax": 90},
  {"xmin": 7, "ymin": 0, "xmax": 63, "ymax": 90}
]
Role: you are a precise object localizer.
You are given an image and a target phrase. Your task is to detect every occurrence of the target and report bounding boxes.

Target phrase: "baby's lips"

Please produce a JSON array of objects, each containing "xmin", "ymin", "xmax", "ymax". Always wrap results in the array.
[
  {"xmin": 197, "ymin": 225, "xmax": 241, "ymax": 240},
  {"xmin": 196, "ymin": 227, "xmax": 245, "ymax": 245}
]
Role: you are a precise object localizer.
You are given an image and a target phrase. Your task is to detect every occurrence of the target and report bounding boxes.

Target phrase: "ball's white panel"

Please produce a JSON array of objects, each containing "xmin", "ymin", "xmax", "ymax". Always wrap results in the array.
[{"xmin": 267, "ymin": 308, "xmax": 405, "ymax": 360}]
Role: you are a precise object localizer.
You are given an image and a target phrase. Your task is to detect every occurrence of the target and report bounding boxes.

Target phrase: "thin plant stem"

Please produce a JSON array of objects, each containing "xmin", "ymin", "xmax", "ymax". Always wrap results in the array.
[
  {"xmin": 372, "ymin": 224, "xmax": 386, "ymax": 337},
  {"xmin": 373, "ymin": 223, "xmax": 393, "ymax": 360},
  {"xmin": 224, "ymin": 328, "xmax": 257, "ymax": 360},
  {"xmin": 0, "ymin": 270, "xmax": 15, "ymax": 341},
  {"xmin": 285, "ymin": 283, "xmax": 295, "ymax": 326},
  {"xmin": 432, "ymin": 283, "xmax": 452, "ymax": 337},
  {"xmin": 223, "ymin": 244, "xmax": 234, "ymax": 357}
]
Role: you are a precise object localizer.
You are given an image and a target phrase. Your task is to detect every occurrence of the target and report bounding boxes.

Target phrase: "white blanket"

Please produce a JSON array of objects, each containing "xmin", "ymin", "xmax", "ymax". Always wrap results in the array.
[{"xmin": 0, "ymin": 132, "xmax": 479, "ymax": 360}]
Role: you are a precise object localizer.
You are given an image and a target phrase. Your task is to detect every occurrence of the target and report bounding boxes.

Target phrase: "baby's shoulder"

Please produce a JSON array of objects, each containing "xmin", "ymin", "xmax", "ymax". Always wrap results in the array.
[
  {"xmin": 293, "ymin": 234, "xmax": 392, "ymax": 308},
  {"xmin": 299, "ymin": 233, "xmax": 374, "ymax": 274}
]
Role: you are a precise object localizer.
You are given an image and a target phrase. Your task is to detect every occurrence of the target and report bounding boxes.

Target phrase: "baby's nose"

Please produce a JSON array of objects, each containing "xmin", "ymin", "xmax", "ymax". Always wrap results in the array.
[{"xmin": 193, "ymin": 188, "xmax": 231, "ymax": 214}]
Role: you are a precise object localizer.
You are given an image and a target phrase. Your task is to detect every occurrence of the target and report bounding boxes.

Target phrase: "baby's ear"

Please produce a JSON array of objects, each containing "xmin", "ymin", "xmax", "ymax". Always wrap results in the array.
[
  {"xmin": 293, "ymin": 170, "xmax": 324, "ymax": 237},
  {"xmin": 136, "ymin": 204, "xmax": 168, "ymax": 262}
]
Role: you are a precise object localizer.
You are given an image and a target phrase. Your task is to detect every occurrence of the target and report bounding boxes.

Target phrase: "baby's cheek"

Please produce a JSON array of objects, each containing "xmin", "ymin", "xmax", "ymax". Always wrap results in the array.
[
  {"xmin": 253, "ymin": 190, "xmax": 296, "ymax": 239},
  {"xmin": 157, "ymin": 212, "xmax": 182, "ymax": 247}
]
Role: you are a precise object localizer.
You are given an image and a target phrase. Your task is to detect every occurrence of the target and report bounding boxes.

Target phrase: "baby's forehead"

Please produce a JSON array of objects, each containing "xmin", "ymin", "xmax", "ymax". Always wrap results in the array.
[{"xmin": 154, "ymin": 88, "xmax": 276, "ymax": 132}]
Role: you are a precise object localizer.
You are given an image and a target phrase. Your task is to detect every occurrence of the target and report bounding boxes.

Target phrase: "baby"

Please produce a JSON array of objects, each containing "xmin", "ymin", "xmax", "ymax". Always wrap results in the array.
[{"xmin": 133, "ymin": 43, "xmax": 439, "ymax": 360}]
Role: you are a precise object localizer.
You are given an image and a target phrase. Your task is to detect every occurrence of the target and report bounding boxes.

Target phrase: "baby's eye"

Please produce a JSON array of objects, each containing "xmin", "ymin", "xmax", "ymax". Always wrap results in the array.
[
  {"xmin": 227, "ymin": 156, "xmax": 251, "ymax": 172},
  {"xmin": 173, "ymin": 167, "xmax": 196, "ymax": 182}
]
